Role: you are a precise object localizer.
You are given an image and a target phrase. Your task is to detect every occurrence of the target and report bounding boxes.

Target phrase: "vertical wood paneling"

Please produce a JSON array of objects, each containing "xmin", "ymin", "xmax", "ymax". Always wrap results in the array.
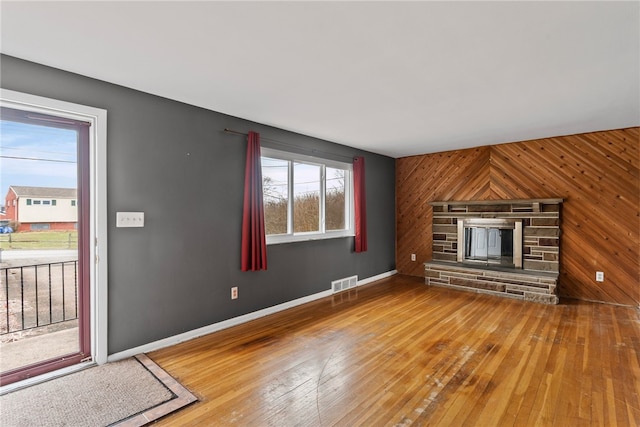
[
  {"xmin": 396, "ymin": 127, "xmax": 639, "ymax": 306},
  {"xmin": 396, "ymin": 147, "xmax": 490, "ymax": 276}
]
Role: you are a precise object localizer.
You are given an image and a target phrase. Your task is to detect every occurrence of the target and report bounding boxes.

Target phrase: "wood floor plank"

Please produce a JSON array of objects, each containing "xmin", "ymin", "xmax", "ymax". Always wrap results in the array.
[{"xmin": 148, "ymin": 275, "xmax": 640, "ymax": 426}]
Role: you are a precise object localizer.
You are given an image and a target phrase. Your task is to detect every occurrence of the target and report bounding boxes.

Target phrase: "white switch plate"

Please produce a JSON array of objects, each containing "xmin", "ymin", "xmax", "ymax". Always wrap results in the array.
[
  {"xmin": 116, "ymin": 212, "xmax": 145, "ymax": 228},
  {"xmin": 595, "ymin": 271, "xmax": 604, "ymax": 282}
]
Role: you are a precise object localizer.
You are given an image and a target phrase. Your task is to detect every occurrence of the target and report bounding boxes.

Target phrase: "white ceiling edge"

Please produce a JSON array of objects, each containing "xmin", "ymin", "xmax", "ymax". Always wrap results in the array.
[{"xmin": 1, "ymin": 1, "xmax": 638, "ymax": 158}]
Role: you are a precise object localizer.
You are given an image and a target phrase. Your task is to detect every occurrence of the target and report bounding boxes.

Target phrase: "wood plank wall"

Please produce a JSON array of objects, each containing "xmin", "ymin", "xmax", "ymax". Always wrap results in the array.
[{"xmin": 396, "ymin": 127, "xmax": 639, "ymax": 306}]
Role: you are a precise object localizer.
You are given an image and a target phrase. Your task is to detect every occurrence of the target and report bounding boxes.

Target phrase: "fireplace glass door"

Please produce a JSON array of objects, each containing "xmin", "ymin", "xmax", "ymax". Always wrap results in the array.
[
  {"xmin": 457, "ymin": 219, "xmax": 523, "ymax": 268},
  {"xmin": 464, "ymin": 227, "xmax": 514, "ymax": 265}
]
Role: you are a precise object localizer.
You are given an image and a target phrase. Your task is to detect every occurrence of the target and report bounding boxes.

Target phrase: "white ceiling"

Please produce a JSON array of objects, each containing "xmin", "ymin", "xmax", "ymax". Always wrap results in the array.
[{"xmin": 1, "ymin": 1, "xmax": 638, "ymax": 158}]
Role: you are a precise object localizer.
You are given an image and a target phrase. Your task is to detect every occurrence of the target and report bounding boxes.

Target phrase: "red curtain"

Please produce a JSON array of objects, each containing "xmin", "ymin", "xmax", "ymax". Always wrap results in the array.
[
  {"xmin": 241, "ymin": 131, "xmax": 267, "ymax": 271},
  {"xmin": 353, "ymin": 156, "xmax": 367, "ymax": 253}
]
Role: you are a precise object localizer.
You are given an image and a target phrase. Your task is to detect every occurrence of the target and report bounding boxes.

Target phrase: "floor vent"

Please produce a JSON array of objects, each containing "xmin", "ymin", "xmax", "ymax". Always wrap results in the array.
[{"xmin": 332, "ymin": 275, "xmax": 358, "ymax": 293}]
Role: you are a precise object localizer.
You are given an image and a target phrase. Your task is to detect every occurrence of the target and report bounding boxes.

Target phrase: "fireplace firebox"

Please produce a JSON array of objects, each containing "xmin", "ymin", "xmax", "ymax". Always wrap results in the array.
[{"xmin": 457, "ymin": 218, "xmax": 522, "ymax": 268}]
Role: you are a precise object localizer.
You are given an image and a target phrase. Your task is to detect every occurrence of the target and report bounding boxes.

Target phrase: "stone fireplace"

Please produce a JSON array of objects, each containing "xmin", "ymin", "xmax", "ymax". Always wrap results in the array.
[{"xmin": 425, "ymin": 199, "xmax": 562, "ymax": 304}]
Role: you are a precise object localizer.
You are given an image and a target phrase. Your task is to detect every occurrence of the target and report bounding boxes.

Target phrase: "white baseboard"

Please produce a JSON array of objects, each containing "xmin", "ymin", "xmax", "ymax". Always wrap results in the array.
[
  {"xmin": 108, "ymin": 269, "xmax": 397, "ymax": 362},
  {"xmin": 357, "ymin": 269, "xmax": 397, "ymax": 286}
]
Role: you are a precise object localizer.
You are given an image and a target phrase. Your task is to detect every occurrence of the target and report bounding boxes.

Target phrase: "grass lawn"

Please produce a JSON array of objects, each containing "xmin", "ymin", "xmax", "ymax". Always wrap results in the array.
[{"xmin": 0, "ymin": 231, "xmax": 78, "ymax": 250}]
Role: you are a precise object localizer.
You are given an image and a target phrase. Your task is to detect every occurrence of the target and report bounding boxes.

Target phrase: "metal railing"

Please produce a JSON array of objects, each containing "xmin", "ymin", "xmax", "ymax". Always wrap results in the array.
[{"xmin": 1, "ymin": 261, "xmax": 78, "ymax": 335}]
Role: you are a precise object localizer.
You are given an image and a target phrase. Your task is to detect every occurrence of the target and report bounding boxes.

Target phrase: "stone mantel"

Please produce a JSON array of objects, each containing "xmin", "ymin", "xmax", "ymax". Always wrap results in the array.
[{"xmin": 429, "ymin": 198, "xmax": 564, "ymax": 207}]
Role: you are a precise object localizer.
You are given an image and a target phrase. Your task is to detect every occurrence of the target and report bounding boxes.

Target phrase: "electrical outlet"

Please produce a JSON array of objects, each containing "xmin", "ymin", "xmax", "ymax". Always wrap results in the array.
[
  {"xmin": 231, "ymin": 286, "xmax": 238, "ymax": 299},
  {"xmin": 595, "ymin": 271, "xmax": 604, "ymax": 282},
  {"xmin": 116, "ymin": 212, "xmax": 144, "ymax": 228},
  {"xmin": 411, "ymin": 254, "xmax": 416, "ymax": 261}
]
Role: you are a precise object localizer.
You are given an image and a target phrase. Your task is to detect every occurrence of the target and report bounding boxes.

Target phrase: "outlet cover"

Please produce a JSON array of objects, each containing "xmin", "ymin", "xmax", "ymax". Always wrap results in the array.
[
  {"xmin": 231, "ymin": 287, "xmax": 238, "ymax": 299},
  {"xmin": 411, "ymin": 254, "xmax": 416, "ymax": 261},
  {"xmin": 595, "ymin": 271, "xmax": 604, "ymax": 282}
]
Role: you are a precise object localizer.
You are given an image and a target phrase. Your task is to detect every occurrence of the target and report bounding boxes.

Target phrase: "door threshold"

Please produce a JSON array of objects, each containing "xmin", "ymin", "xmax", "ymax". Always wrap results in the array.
[{"xmin": 0, "ymin": 360, "xmax": 95, "ymax": 395}]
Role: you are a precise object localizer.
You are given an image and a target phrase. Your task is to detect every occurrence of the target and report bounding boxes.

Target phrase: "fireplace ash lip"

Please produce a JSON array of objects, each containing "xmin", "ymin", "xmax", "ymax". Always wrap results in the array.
[{"xmin": 425, "ymin": 259, "xmax": 559, "ymax": 278}]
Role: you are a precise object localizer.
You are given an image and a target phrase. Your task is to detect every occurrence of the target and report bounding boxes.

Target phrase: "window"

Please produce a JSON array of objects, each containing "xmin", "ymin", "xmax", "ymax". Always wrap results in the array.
[
  {"xmin": 31, "ymin": 199, "xmax": 55, "ymax": 205},
  {"xmin": 30, "ymin": 223, "xmax": 50, "ymax": 230},
  {"xmin": 261, "ymin": 147, "xmax": 353, "ymax": 244}
]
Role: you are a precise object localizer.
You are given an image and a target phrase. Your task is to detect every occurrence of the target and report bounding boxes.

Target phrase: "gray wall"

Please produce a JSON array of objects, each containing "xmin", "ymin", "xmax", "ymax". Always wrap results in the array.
[{"xmin": 1, "ymin": 55, "xmax": 396, "ymax": 354}]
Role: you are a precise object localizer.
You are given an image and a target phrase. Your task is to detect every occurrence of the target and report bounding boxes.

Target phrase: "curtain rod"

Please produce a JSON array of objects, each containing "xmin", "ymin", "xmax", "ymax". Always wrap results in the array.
[{"xmin": 223, "ymin": 128, "xmax": 354, "ymax": 162}]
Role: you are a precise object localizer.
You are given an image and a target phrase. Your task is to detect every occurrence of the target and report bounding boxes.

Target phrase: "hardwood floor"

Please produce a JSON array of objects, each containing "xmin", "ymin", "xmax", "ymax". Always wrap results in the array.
[{"xmin": 149, "ymin": 275, "xmax": 640, "ymax": 426}]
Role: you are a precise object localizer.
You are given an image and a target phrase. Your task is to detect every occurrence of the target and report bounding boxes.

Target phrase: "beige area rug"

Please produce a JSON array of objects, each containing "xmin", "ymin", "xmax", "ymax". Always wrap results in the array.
[{"xmin": 0, "ymin": 354, "xmax": 197, "ymax": 426}]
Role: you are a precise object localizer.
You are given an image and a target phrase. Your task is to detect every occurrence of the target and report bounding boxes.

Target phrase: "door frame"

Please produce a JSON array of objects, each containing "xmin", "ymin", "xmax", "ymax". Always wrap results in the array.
[{"xmin": 0, "ymin": 89, "xmax": 107, "ymax": 390}]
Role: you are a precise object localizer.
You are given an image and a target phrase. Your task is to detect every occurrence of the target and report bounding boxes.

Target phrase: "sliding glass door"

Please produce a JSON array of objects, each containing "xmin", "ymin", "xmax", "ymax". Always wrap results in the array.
[{"xmin": 0, "ymin": 106, "xmax": 91, "ymax": 385}]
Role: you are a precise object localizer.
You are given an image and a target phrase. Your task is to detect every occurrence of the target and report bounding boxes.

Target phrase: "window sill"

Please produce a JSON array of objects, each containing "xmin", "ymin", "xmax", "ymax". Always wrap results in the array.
[{"xmin": 266, "ymin": 231, "xmax": 355, "ymax": 245}]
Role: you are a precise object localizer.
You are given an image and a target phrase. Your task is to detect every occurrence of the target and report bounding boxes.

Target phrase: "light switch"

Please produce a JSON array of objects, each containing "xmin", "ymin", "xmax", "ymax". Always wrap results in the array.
[{"xmin": 116, "ymin": 212, "xmax": 145, "ymax": 228}]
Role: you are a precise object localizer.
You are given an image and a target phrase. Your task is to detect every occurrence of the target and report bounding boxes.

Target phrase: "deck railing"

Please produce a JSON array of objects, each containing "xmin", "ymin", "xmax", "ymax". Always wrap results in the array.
[{"xmin": 1, "ymin": 261, "xmax": 78, "ymax": 335}]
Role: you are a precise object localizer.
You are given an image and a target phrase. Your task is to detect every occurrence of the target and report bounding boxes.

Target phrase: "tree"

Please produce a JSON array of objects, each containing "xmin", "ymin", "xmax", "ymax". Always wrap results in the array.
[{"xmin": 263, "ymin": 176, "xmax": 287, "ymax": 235}]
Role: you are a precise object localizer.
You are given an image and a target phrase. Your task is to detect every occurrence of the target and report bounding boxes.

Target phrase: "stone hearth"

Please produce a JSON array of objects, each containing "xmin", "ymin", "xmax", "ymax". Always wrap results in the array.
[{"xmin": 424, "ymin": 261, "xmax": 559, "ymax": 304}]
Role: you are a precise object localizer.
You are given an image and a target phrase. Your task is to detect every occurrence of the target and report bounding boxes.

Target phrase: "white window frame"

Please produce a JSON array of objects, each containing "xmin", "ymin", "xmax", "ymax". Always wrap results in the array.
[{"xmin": 261, "ymin": 147, "xmax": 354, "ymax": 245}]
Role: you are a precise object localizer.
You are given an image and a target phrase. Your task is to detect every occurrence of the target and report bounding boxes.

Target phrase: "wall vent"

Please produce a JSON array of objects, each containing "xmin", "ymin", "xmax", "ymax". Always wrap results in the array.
[{"xmin": 332, "ymin": 275, "xmax": 358, "ymax": 293}]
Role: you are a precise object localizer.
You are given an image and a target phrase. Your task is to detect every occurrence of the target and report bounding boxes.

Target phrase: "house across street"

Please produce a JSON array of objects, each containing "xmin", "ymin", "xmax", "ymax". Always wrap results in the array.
[{"xmin": 4, "ymin": 185, "xmax": 77, "ymax": 232}]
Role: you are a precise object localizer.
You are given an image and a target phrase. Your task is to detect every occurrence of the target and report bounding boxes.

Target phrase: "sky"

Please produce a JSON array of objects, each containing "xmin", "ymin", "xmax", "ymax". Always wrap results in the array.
[{"xmin": 0, "ymin": 120, "xmax": 77, "ymax": 204}]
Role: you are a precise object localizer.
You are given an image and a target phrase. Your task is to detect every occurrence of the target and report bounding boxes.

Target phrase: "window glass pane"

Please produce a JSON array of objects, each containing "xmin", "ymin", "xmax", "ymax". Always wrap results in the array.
[
  {"xmin": 261, "ymin": 157, "xmax": 288, "ymax": 235},
  {"xmin": 293, "ymin": 162, "xmax": 320, "ymax": 233},
  {"xmin": 326, "ymin": 167, "xmax": 346, "ymax": 231},
  {"xmin": 30, "ymin": 223, "xmax": 50, "ymax": 231}
]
